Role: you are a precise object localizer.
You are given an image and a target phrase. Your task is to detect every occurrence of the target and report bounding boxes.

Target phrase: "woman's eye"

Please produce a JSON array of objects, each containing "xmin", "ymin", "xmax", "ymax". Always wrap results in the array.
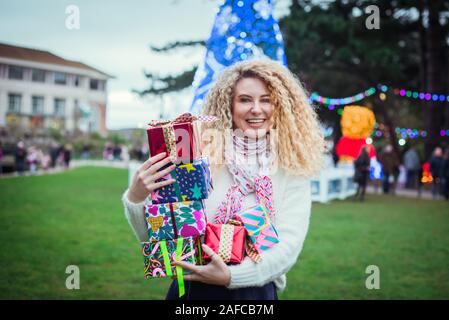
[
  {"xmin": 240, "ymin": 98, "xmax": 251, "ymax": 103},
  {"xmin": 261, "ymin": 99, "xmax": 271, "ymax": 103}
]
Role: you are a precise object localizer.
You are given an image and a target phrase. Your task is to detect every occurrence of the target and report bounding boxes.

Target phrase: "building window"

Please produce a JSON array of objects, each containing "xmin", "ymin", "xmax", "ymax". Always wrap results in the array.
[
  {"xmin": 32, "ymin": 69, "xmax": 46, "ymax": 82},
  {"xmin": 54, "ymin": 72, "xmax": 67, "ymax": 85},
  {"xmin": 8, "ymin": 93, "xmax": 22, "ymax": 113},
  {"xmin": 0, "ymin": 64, "xmax": 7, "ymax": 78},
  {"xmin": 8, "ymin": 66, "xmax": 24, "ymax": 80},
  {"xmin": 32, "ymin": 96, "xmax": 45, "ymax": 115},
  {"xmin": 74, "ymin": 75, "xmax": 80, "ymax": 87},
  {"xmin": 89, "ymin": 79, "xmax": 99, "ymax": 90},
  {"xmin": 54, "ymin": 98, "xmax": 66, "ymax": 116}
]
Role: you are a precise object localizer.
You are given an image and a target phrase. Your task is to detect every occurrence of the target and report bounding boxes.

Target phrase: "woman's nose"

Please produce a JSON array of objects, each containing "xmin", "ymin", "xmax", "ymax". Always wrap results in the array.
[{"xmin": 251, "ymin": 101, "xmax": 263, "ymax": 113}]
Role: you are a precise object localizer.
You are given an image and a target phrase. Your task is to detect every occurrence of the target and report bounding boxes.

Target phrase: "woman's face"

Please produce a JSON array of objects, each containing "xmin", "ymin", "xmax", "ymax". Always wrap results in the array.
[{"xmin": 231, "ymin": 77, "xmax": 274, "ymax": 137}]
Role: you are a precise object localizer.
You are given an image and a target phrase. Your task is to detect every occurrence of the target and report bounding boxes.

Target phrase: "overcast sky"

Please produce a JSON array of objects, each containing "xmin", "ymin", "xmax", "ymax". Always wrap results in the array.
[{"xmin": 0, "ymin": 0, "xmax": 290, "ymax": 130}]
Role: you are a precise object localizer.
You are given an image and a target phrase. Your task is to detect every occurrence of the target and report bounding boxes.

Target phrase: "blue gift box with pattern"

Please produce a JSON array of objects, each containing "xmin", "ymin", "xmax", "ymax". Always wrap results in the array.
[{"xmin": 151, "ymin": 157, "xmax": 213, "ymax": 204}]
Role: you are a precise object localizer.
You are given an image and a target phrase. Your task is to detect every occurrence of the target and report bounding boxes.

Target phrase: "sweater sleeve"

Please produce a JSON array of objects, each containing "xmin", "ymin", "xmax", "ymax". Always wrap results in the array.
[
  {"xmin": 226, "ymin": 175, "xmax": 312, "ymax": 289},
  {"xmin": 121, "ymin": 188, "xmax": 148, "ymax": 242}
]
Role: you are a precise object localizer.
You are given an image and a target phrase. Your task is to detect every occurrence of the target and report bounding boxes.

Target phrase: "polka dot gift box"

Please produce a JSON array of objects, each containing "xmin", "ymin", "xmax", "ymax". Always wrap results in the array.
[{"xmin": 151, "ymin": 157, "xmax": 213, "ymax": 204}]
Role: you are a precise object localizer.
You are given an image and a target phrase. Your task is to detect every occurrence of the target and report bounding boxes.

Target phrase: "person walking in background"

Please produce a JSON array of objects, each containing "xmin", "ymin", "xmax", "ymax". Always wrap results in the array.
[
  {"xmin": 15, "ymin": 141, "xmax": 27, "ymax": 175},
  {"xmin": 378, "ymin": 144, "xmax": 400, "ymax": 195},
  {"xmin": 27, "ymin": 146, "xmax": 39, "ymax": 175},
  {"xmin": 39, "ymin": 150, "xmax": 51, "ymax": 172},
  {"xmin": 392, "ymin": 161, "xmax": 401, "ymax": 195},
  {"xmin": 429, "ymin": 147, "xmax": 444, "ymax": 199},
  {"xmin": 441, "ymin": 147, "xmax": 449, "ymax": 201},
  {"xmin": 56, "ymin": 145, "xmax": 65, "ymax": 167},
  {"xmin": 121, "ymin": 144, "xmax": 130, "ymax": 163},
  {"xmin": 49, "ymin": 142, "xmax": 59, "ymax": 168},
  {"xmin": 417, "ymin": 160, "xmax": 425, "ymax": 198},
  {"xmin": 63, "ymin": 144, "xmax": 72, "ymax": 168},
  {"xmin": 0, "ymin": 143, "xmax": 4, "ymax": 175},
  {"xmin": 139, "ymin": 144, "xmax": 149, "ymax": 162},
  {"xmin": 353, "ymin": 145, "xmax": 371, "ymax": 201},
  {"xmin": 103, "ymin": 142, "xmax": 113, "ymax": 161},
  {"xmin": 404, "ymin": 146, "xmax": 421, "ymax": 189},
  {"xmin": 82, "ymin": 144, "xmax": 91, "ymax": 160},
  {"xmin": 113, "ymin": 144, "xmax": 122, "ymax": 161}
]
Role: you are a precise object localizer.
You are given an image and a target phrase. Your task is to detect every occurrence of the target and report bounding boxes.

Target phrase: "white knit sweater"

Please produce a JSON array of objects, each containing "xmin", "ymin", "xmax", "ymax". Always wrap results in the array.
[{"xmin": 121, "ymin": 162, "xmax": 312, "ymax": 292}]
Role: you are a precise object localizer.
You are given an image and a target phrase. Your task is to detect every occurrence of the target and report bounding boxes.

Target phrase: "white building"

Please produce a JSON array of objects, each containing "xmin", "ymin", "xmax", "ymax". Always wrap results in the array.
[{"xmin": 0, "ymin": 42, "xmax": 113, "ymax": 137}]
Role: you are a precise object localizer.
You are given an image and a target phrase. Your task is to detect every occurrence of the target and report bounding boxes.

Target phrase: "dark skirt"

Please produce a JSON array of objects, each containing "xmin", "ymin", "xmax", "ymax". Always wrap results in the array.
[{"xmin": 165, "ymin": 280, "xmax": 278, "ymax": 300}]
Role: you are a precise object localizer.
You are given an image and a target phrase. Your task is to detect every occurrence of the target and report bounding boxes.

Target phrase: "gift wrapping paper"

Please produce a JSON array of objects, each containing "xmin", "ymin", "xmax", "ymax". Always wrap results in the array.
[
  {"xmin": 146, "ymin": 121, "xmax": 200, "ymax": 163},
  {"xmin": 238, "ymin": 205, "xmax": 279, "ymax": 253},
  {"xmin": 204, "ymin": 223, "xmax": 246, "ymax": 264},
  {"xmin": 141, "ymin": 236, "xmax": 203, "ymax": 279},
  {"xmin": 145, "ymin": 200, "xmax": 207, "ymax": 242},
  {"xmin": 151, "ymin": 157, "xmax": 213, "ymax": 204}
]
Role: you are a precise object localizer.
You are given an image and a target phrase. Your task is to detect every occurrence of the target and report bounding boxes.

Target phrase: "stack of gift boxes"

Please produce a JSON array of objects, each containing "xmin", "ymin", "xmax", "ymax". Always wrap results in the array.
[
  {"xmin": 139, "ymin": 113, "xmax": 281, "ymax": 297},
  {"xmin": 140, "ymin": 114, "xmax": 213, "ymax": 297}
]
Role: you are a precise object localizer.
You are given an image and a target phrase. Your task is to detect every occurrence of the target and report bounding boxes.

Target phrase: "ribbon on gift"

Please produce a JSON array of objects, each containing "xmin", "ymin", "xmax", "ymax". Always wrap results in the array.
[
  {"xmin": 175, "ymin": 238, "xmax": 185, "ymax": 297},
  {"xmin": 167, "ymin": 170, "xmax": 184, "ymax": 202},
  {"xmin": 159, "ymin": 238, "xmax": 185, "ymax": 298},
  {"xmin": 167, "ymin": 203, "xmax": 179, "ymax": 238},
  {"xmin": 217, "ymin": 224, "xmax": 234, "ymax": 263},
  {"xmin": 148, "ymin": 113, "xmax": 218, "ymax": 127},
  {"xmin": 148, "ymin": 113, "xmax": 219, "ymax": 161}
]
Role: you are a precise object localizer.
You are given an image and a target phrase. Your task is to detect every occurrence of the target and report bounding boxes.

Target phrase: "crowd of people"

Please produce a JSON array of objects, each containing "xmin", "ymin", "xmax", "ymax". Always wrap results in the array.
[
  {"xmin": 102, "ymin": 142, "xmax": 130, "ymax": 162},
  {"xmin": 0, "ymin": 140, "xmax": 145, "ymax": 176},
  {"xmin": 6, "ymin": 141, "xmax": 73, "ymax": 176},
  {"xmin": 353, "ymin": 144, "xmax": 449, "ymax": 201}
]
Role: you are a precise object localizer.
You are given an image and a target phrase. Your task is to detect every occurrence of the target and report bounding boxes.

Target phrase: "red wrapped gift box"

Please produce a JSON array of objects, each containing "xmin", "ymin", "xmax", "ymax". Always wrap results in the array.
[
  {"xmin": 204, "ymin": 223, "xmax": 246, "ymax": 264},
  {"xmin": 147, "ymin": 121, "xmax": 200, "ymax": 163}
]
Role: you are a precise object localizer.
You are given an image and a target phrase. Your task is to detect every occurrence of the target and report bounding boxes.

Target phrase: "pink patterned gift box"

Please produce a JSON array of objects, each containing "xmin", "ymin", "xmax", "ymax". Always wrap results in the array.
[{"xmin": 238, "ymin": 204, "xmax": 279, "ymax": 253}]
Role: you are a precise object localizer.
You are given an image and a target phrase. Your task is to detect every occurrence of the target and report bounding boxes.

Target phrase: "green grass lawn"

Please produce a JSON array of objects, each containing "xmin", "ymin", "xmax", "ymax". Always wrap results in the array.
[{"xmin": 0, "ymin": 166, "xmax": 448, "ymax": 299}]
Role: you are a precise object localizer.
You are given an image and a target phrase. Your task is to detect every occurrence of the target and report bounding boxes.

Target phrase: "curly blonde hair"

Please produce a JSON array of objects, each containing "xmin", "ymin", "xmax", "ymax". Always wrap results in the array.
[{"xmin": 200, "ymin": 58, "xmax": 325, "ymax": 177}]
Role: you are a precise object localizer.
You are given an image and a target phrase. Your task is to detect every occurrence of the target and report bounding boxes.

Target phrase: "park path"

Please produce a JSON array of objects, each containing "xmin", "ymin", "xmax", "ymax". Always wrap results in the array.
[{"xmin": 366, "ymin": 185, "xmax": 438, "ymax": 200}]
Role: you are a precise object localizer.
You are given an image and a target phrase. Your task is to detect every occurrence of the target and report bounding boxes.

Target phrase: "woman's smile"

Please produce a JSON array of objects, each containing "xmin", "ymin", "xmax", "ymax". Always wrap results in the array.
[{"xmin": 246, "ymin": 118, "xmax": 267, "ymax": 128}]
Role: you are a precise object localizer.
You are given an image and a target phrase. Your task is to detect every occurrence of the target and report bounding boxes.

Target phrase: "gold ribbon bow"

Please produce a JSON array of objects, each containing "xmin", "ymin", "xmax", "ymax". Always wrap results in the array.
[
  {"xmin": 218, "ymin": 224, "xmax": 234, "ymax": 263},
  {"xmin": 148, "ymin": 112, "xmax": 219, "ymax": 127},
  {"xmin": 227, "ymin": 219, "xmax": 262, "ymax": 263},
  {"xmin": 148, "ymin": 113, "xmax": 218, "ymax": 161}
]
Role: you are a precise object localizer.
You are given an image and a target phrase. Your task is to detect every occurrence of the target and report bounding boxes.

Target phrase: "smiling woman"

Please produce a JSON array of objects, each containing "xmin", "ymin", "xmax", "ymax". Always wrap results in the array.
[{"xmin": 122, "ymin": 58, "xmax": 325, "ymax": 300}]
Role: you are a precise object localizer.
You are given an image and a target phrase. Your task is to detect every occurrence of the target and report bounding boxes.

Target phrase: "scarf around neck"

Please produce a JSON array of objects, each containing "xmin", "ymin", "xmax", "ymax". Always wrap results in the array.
[{"xmin": 213, "ymin": 132, "xmax": 276, "ymax": 224}]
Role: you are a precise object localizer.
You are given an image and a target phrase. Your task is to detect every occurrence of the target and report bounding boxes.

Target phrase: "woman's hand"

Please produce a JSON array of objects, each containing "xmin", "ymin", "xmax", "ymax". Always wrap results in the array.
[
  {"xmin": 173, "ymin": 244, "xmax": 231, "ymax": 286},
  {"xmin": 127, "ymin": 152, "xmax": 177, "ymax": 203}
]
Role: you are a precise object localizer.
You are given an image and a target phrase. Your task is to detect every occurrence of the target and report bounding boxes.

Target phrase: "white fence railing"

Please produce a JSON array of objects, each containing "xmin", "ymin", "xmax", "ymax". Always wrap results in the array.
[{"xmin": 310, "ymin": 166, "xmax": 357, "ymax": 203}]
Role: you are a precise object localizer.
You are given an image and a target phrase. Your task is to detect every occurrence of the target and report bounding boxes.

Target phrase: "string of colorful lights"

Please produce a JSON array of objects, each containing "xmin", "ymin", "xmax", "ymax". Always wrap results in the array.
[
  {"xmin": 371, "ymin": 127, "xmax": 449, "ymax": 139},
  {"xmin": 309, "ymin": 87, "xmax": 376, "ymax": 106},
  {"xmin": 309, "ymin": 84, "xmax": 449, "ymax": 107}
]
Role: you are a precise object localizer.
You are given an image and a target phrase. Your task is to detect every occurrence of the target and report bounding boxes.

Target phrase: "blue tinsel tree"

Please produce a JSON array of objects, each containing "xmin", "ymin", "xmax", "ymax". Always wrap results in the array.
[{"xmin": 190, "ymin": 0, "xmax": 287, "ymax": 113}]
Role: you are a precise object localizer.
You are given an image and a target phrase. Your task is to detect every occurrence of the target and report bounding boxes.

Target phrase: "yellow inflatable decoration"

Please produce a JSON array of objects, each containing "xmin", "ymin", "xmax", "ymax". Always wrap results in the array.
[
  {"xmin": 340, "ymin": 105, "xmax": 376, "ymax": 139},
  {"xmin": 336, "ymin": 105, "xmax": 376, "ymax": 162}
]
